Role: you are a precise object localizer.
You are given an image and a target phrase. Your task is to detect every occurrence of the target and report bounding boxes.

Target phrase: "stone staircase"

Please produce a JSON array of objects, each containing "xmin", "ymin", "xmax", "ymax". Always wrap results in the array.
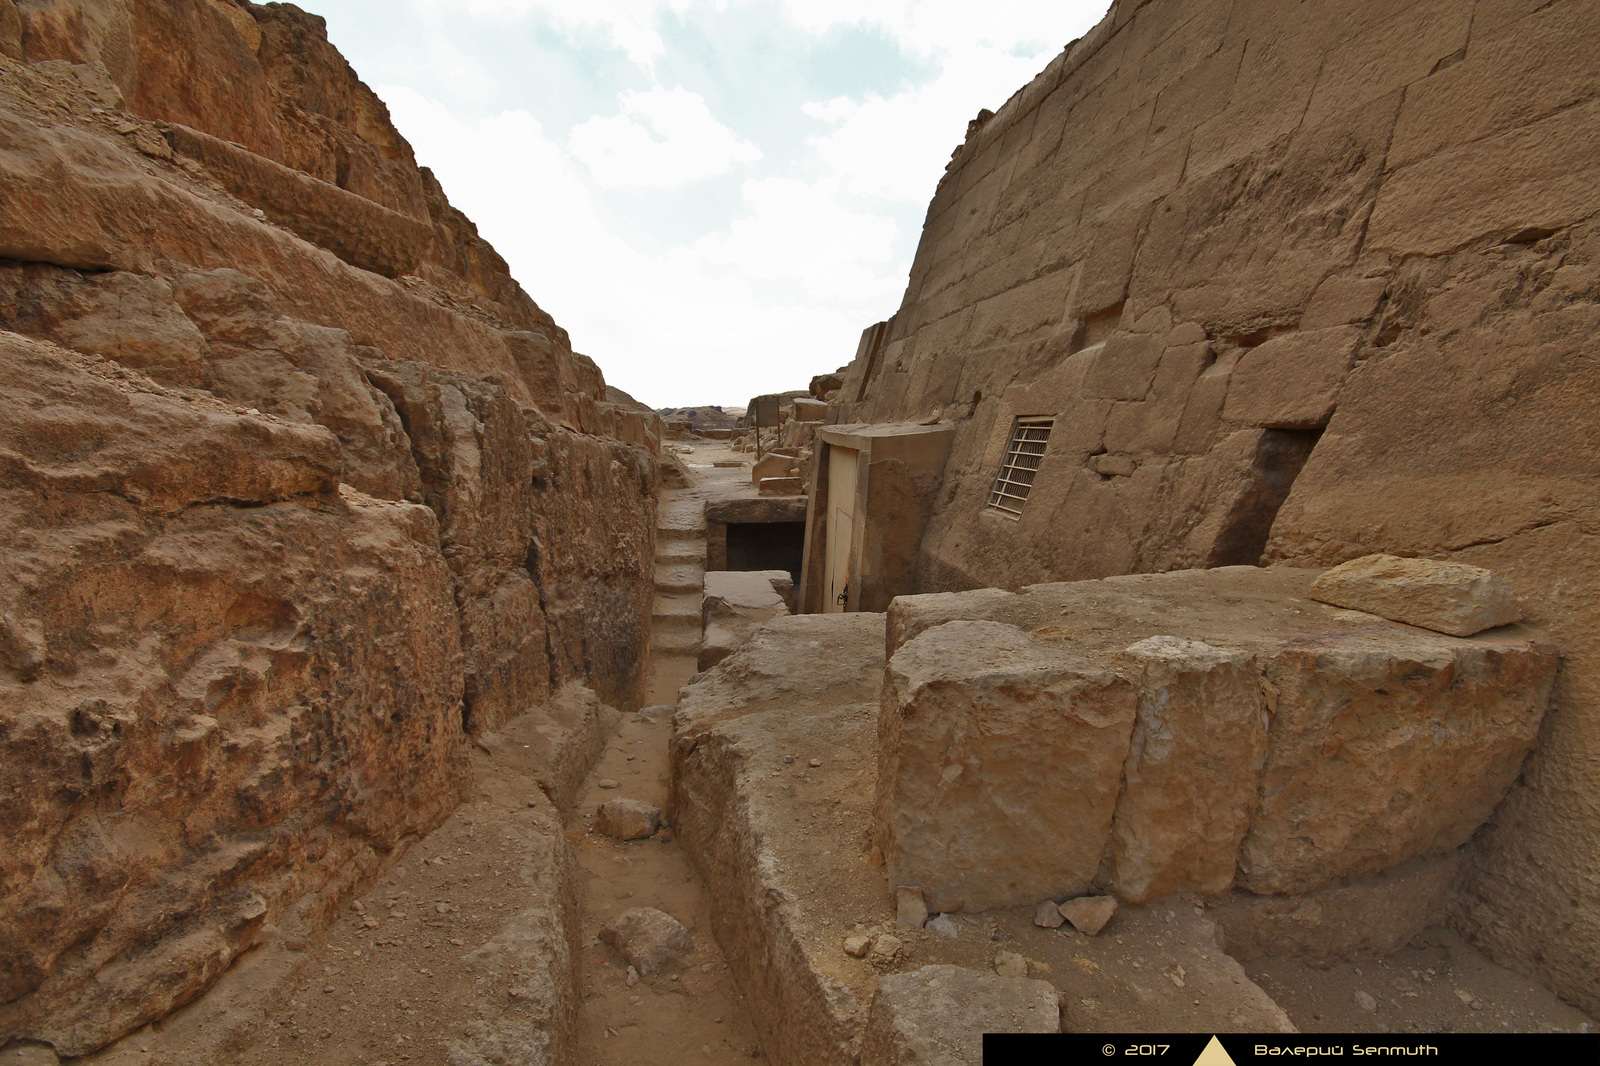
[{"xmin": 652, "ymin": 497, "xmax": 707, "ymax": 667}]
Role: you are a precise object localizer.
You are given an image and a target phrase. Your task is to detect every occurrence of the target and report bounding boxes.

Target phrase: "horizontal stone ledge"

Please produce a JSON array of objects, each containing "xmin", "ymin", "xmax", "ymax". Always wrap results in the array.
[{"xmin": 164, "ymin": 124, "xmax": 435, "ymax": 279}]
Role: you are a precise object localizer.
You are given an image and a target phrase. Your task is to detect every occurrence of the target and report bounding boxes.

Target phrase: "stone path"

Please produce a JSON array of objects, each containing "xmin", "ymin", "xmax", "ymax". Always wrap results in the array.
[{"xmin": 570, "ymin": 442, "xmax": 765, "ymax": 1065}]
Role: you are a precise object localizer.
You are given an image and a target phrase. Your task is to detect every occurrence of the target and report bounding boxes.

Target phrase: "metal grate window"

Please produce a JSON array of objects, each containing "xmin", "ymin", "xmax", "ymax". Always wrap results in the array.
[{"xmin": 988, "ymin": 417, "xmax": 1053, "ymax": 516}]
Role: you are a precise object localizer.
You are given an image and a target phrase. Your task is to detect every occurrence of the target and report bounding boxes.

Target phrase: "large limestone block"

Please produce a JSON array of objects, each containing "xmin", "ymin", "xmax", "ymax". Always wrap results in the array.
[
  {"xmin": 752, "ymin": 451, "xmax": 798, "ymax": 483},
  {"xmin": 1239, "ymin": 630, "xmax": 1557, "ymax": 894},
  {"xmin": 163, "ymin": 123, "xmax": 434, "ymax": 279},
  {"xmin": 1308, "ymin": 554, "xmax": 1523, "ymax": 636},
  {"xmin": 877, "ymin": 620, "xmax": 1138, "ymax": 912},
  {"xmin": 1222, "ymin": 326, "xmax": 1362, "ymax": 430},
  {"xmin": 861, "ymin": 965, "xmax": 1059, "ymax": 1065},
  {"xmin": 1110, "ymin": 637, "xmax": 1267, "ymax": 903}
]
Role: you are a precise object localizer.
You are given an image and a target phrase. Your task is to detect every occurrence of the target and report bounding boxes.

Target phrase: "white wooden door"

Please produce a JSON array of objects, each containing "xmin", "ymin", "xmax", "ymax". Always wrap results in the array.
[{"xmin": 823, "ymin": 445, "xmax": 859, "ymax": 613}]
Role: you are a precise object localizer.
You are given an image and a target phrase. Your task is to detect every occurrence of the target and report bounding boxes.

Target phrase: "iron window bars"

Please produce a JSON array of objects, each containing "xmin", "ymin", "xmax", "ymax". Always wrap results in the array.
[{"xmin": 988, "ymin": 417, "xmax": 1053, "ymax": 516}]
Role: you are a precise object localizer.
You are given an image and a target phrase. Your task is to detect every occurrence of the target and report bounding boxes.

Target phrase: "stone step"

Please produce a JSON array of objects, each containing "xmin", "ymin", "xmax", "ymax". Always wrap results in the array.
[
  {"xmin": 656, "ymin": 539, "xmax": 707, "ymax": 563},
  {"xmin": 651, "ymin": 626, "xmax": 702, "ymax": 655},
  {"xmin": 657, "ymin": 523, "xmax": 705, "ymax": 541},
  {"xmin": 652, "ymin": 613, "xmax": 700, "ymax": 634},
  {"xmin": 654, "ymin": 562, "xmax": 705, "ymax": 595},
  {"xmin": 654, "ymin": 594, "xmax": 701, "ymax": 620}
]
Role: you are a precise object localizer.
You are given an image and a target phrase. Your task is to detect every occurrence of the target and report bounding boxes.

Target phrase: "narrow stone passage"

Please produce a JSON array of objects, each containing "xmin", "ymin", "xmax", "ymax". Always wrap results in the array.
[{"xmin": 571, "ymin": 444, "xmax": 765, "ymax": 1065}]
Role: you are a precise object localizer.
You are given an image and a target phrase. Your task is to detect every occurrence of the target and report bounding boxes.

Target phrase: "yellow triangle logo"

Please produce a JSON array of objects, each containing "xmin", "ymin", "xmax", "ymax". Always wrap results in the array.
[{"xmin": 1194, "ymin": 1036, "xmax": 1237, "ymax": 1066}]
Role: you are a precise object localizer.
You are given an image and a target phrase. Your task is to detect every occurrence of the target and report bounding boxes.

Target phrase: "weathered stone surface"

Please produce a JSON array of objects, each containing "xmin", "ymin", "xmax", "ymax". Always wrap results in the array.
[
  {"xmin": 0, "ymin": 19, "xmax": 660, "ymax": 1050},
  {"xmin": 759, "ymin": 475, "xmax": 805, "ymax": 496},
  {"xmin": 752, "ymin": 451, "xmax": 798, "ymax": 483},
  {"xmin": 699, "ymin": 569, "xmax": 792, "ymax": 672},
  {"xmin": 877, "ymin": 619, "xmax": 1137, "ymax": 913},
  {"xmin": 599, "ymin": 908, "xmax": 694, "ymax": 976},
  {"xmin": 1057, "ymin": 895, "xmax": 1117, "ymax": 936},
  {"xmin": 1222, "ymin": 327, "xmax": 1362, "ymax": 430},
  {"xmin": 1239, "ymin": 627, "xmax": 1557, "ymax": 895},
  {"xmin": 596, "ymin": 798, "xmax": 661, "ymax": 840},
  {"xmin": 882, "ymin": 567, "xmax": 1556, "ymax": 921},
  {"xmin": 672, "ymin": 613, "xmax": 887, "ymax": 1066},
  {"xmin": 1210, "ymin": 851, "xmax": 1465, "ymax": 962},
  {"xmin": 895, "ymin": 885, "xmax": 928, "ymax": 930},
  {"xmin": 861, "ymin": 965, "xmax": 1059, "ymax": 1065},
  {"xmin": 1110, "ymin": 636, "xmax": 1266, "ymax": 903},
  {"xmin": 1053, "ymin": 902, "xmax": 1296, "ymax": 1034},
  {"xmin": 0, "ymin": 334, "xmax": 468, "ymax": 1054},
  {"xmin": 164, "ymin": 122, "xmax": 433, "ymax": 279},
  {"xmin": 1033, "ymin": 901, "xmax": 1065, "ymax": 928},
  {"xmin": 489, "ymin": 683, "xmax": 621, "ymax": 814},
  {"xmin": 1307, "ymin": 554, "xmax": 1523, "ymax": 637}
]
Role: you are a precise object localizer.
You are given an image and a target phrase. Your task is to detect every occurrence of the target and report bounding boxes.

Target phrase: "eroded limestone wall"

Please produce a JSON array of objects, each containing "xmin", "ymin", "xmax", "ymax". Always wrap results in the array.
[
  {"xmin": 0, "ymin": 1, "xmax": 659, "ymax": 1053},
  {"xmin": 833, "ymin": 0, "xmax": 1599, "ymax": 1012}
]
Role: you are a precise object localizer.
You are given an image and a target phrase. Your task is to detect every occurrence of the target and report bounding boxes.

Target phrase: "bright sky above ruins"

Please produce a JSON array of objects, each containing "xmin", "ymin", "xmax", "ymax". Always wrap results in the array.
[{"xmin": 306, "ymin": 0, "xmax": 1109, "ymax": 408}]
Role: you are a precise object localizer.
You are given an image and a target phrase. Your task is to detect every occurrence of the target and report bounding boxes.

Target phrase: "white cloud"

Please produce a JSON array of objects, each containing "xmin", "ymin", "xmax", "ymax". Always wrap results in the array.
[
  {"xmin": 380, "ymin": 84, "xmax": 903, "ymax": 406},
  {"xmin": 569, "ymin": 87, "xmax": 762, "ymax": 188},
  {"xmin": 360, "ymin": 1, "xmax": 1111, "ymax": 406}
]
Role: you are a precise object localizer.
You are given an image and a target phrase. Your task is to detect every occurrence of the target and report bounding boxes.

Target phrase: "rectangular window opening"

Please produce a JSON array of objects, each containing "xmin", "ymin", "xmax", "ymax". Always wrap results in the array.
[{"xmin": 988, "ymin": 417, "xmax": 1053, "ymax": 517}]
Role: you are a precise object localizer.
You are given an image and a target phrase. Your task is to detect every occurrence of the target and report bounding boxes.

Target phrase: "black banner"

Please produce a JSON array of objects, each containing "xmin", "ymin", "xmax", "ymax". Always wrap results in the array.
[{"xmin": 983, "ymin": 1033, "xmax": 1600, "ymax": 1065}]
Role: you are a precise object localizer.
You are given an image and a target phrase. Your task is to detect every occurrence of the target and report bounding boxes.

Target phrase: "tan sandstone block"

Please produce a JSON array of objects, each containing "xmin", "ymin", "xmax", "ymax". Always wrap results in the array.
[
  {"xmin": 1222, "ymin": 326, "xmax": 1361, "ymax": 430},
  {"xmin": 861, "ymin": 965, "xmax": 1059, "ymax": 1065},
  {"xmin": 1110, "ymin": 636, "xmax": 1267, "ymax": 903},
  {"xmin": 877, "ymin": 620, "xmax": 1137, "ymax": 912},
  {"xmin": 1308, "ymin": 554, "xmax": 1523, "ymax": 637},
  {"xmin": 1238, "ymin": 630, "xmax": 1557, "ymax": 895}
]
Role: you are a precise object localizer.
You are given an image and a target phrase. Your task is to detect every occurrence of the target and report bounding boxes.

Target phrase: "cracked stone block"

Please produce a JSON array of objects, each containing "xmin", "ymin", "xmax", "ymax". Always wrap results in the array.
[
  {"xmin": 1239, "ymin": 630, "xmax": 1557, "ymax": 894},
  {"xmin": 876, "ymin": 620, "xmax": 1137, "ymax": 913},
  {"xmin": 1110, "ymin": 636, "xmax": 1266, "ymax": 903}
]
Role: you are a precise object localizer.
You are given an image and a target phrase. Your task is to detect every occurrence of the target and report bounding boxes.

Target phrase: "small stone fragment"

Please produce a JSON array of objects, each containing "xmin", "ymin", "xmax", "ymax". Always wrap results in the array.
[
  {"xmin": 994, "ymin": 951, "xmax": 1028, "ymax": 979},
  {"xmin": 597, "ymin": 778, "xmax": 620, "ymax": 789},
  {"xmin": 1057, "ymin": 895, "xmax": 1118, "ymax": 936},
  {"xmin": 596, "ymin": 798, "xmax": 661, "ymax": 840},
  {"xmin": 809, "ymin": 758, "xmax": 822, "ymax": 767},
  {"xmin": 896, "ymin": 885, "xmax": 928, "ymax": 929},
  {"xmin": 600, "ymin": 908, "xmax": 694, "ymax": 976},
  {"xmin": 926, "ymin": 914, "xmax": 958, "ymax": 939},
  {"xmin": 625, "ymin": 965, "xmax": 639, "ymax": 987},
  {"xmin": 843, "ymin": 935, "xmax": 874, "ymax": 958},
  {"xmin": 871, "ymin": 934, "xmax": 903, "ymax": 961},
  {"xmin": 1354, "ymin": 990, "xmax": 1378, "ymax": 1012},
  {"xmin": 1033, "ymin": 900, "xmax": 1066, "ymax": 928},
  {"xmin": 1308, "ymin": 554, "xmax": 1522, "ymax": 636}
]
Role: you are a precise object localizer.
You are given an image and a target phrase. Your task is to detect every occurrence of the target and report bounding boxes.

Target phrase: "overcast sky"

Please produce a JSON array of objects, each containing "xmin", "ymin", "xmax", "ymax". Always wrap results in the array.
[{"xmin": 305, "ymin": 0, "xmax": 1109, "ymax": 408}]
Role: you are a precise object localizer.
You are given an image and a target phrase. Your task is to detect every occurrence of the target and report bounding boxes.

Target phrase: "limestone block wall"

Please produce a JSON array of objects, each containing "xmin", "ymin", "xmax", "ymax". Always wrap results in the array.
[{"xmin": 833, "ymin": 0, "xmax": 1600, "ymax": 1011}]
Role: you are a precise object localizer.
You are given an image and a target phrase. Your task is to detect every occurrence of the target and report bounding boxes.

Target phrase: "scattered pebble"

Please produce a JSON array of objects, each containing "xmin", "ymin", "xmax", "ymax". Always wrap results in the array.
[
  {"xmin": 843, "ymin": 935, "xmax": 873, "ymax": 958},
  {"xmin": 1057, "ymin": 895, "xmax": 1117, "ymax": 936},
  {"xmin": 1033, "ymin": 900, "xmax": 1065, "ymax": 929},
  {"xmin": 1355, "ymin": 990, "xmax": 1378, "ymax": 1012}
]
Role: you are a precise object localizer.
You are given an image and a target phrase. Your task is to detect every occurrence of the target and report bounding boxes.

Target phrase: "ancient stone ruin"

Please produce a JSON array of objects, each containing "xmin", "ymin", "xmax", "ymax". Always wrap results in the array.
[{"xmin": 1, "ymin": 0, "xmax": 1596, "ymax": 1063}]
